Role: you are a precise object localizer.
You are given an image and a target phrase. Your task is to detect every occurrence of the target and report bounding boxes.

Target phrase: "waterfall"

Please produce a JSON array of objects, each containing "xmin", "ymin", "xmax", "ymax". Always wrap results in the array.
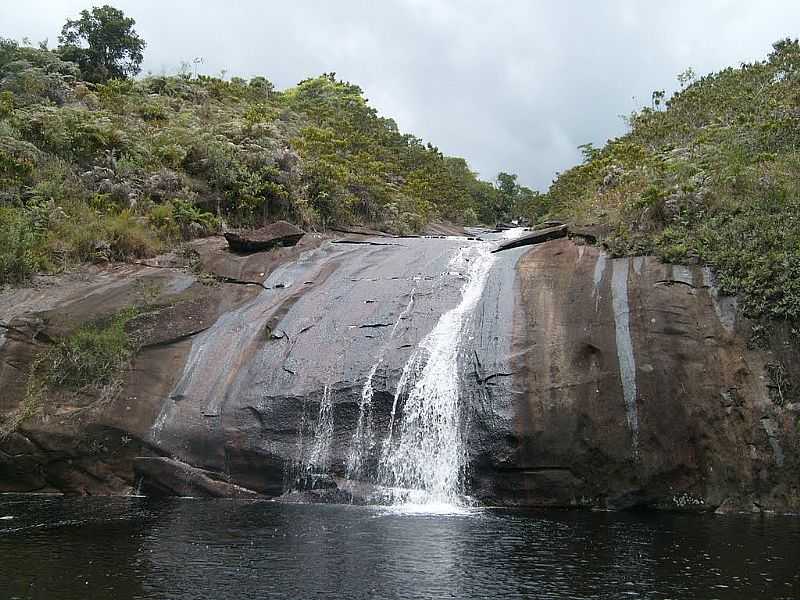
[
  {"xmin": 288, "ymin": 385, "xmax": 335, "ymax": 490},
  {"xmin": 378, "ymin": 243, "xmax": 496, "ymax": 507},
  {"xmin": 346, "ymin": 291, "xmax": 415, "ymax": 480},
  {"xmin": 345, "ymin": 361, "xmax": 380, "ymax": 479},
  {"xmin": 307, "ymin": 384, "xmax": 334, "ymax": 472}
]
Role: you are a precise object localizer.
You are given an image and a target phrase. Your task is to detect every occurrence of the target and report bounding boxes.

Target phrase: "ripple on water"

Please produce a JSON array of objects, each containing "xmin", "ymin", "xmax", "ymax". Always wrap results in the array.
[{"xmin": 0, "ymin": 497, "xmax": 798, "ymax": 600}]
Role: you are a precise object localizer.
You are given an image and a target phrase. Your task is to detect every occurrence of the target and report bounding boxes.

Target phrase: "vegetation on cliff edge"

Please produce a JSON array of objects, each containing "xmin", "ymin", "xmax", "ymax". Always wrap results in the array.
[
  {"xmin": 544, "ymin": 39, "xmax": 800, "ymax": 325},
  {"xmin": 0, "ymin": 5, "xmax": 543, "ymax": 286}
]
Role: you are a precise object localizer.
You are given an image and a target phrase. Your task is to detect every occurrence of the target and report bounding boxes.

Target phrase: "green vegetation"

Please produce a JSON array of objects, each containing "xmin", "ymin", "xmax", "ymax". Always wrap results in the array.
[
  {"xmin": 32, "ymin": 307, "xmax": 138, "ymax": 391},
  {"xmin": 59, "ymin": 5, "xmax": 145, "ymax": 82},
  {"xmin": 544, "ymin": 39, "xmax": 800, "ymax": 323},
  {"xmin": 0, "ymin": 307, "xmax": 139, "ymax": 436},
  {"xmin": 0, "ymin": 5, "xmax": 536, "ymax": 286}
]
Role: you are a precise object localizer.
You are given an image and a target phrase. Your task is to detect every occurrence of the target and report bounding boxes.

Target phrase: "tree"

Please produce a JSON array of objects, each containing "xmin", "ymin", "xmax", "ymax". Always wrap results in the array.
[
  {"xmin": 651, "ymin": 89, "xmax": 665, "ymax": 110},
  {"xmin": 495, "ymin": 172, "xmax": 519, "ymax": 221},
  {"xmin": 677, "ymin": 67, "xmax": 696, "ymax": 89},
  {"xmin": 58, "ymin": 5, "xmax": 145, "ymax": 82},
  {"xmin": 769, "ymin": 38, "xmax": 800, "ymax": 77}
]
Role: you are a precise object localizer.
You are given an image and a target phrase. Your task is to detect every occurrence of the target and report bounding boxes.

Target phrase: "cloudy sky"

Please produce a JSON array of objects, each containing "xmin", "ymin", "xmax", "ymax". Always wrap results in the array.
[{"xmin": 2, "ymin": 1, "xmax": 799, "ymax": 189}]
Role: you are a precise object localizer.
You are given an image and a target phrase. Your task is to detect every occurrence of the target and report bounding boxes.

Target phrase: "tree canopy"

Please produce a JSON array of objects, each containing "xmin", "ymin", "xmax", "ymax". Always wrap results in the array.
[{"xmin": 58, "ymin": 5, "xmax": 145, "ymax": 82}]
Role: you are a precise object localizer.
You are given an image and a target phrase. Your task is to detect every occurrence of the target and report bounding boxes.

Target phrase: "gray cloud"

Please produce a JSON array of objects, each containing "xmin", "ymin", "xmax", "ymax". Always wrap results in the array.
[{"xmin": 2, "ymin": 0, "xmax": 798, "ymax": 189}]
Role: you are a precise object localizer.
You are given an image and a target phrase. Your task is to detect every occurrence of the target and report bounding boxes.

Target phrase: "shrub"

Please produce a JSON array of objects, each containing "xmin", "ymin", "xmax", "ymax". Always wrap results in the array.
[
  {"xmin": 0, "ymin": 135, "xmax": 39, "ymax": 189},
  {"xmin": 171, "ymin": 197, "xmax": 219, "ymax": 238},
  {"xmin": 138, "ymin": 100, "xmax": 168, "ymax": 122},
  {"xmin": 36, "ymin": 307, "xmax": 138, "ymax": 390},
  {"xmin": 102, "ymin": 210, "xmax": 162, "ymax": 259},
  {"xmin": 6, "ymin": 306, "xmax": 142, "ymax": 433},
  {"xmin": 0, "ymin": 91, "xmax": 13, "ymax": 118},
  {"xmin": 148, "ymin": 197, "xmax": 219, "ymax": 240},
  {"xmin": 20, "ymin": 106, "xmax": 123, "ymax": 164},
  {"xmin": 49, "ymin": 205, "xmax": 161, "ymax": 266},
  {"xmin": 546, "ymin": 38, "xmax": 800, "ymax": 323},
  {"xmin": 0, "ymin": 66, "xmax": 72, "ymax": 106},
  {"xmin": 0, "ymin": 205, "xmax": 41, "ymax": 284}
]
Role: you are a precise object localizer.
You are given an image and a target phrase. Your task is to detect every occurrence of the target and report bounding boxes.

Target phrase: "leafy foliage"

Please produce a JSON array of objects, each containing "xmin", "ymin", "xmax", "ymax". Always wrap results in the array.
[
  {"xmin": 36, "ymin": 307, "xmax": 139, "ymax": 390},
  {"xmin": 545, "ymin": 38, "xmax": 800, "ymax": 321},
  {"xmin": 3, "ymin": 306, "xmax": 142, "ymax": 434},
  {"xmin": 0, "ymin": 205, "xmax": 41, "ymax": 283},
  {"xmin": 58, "ymin": 5, "xmax": 145, "ymax": 82},
  {"xmin": 0, "ymin": 21, "xmax": 534, "ymax": 285}
]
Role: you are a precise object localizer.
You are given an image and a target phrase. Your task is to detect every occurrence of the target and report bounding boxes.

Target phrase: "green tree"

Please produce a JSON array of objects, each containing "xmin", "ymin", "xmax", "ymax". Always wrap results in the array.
[
  {"xmin": 58, "ymin": 5, "xmax": 145, "ymax": 82},
  {"xmin": 495, "ymin": 171, "xmax": 519, "ymax": 221}
]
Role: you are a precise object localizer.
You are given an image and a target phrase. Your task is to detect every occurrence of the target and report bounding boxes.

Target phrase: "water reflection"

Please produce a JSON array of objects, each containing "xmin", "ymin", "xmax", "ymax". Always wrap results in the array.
[
  {"xmin": 0, "ymin": 497, "xmax": 798, "ymax": 600},
  {"xmin": 0, "ymin": 496, "xmax": 151, "ymax": 600}
]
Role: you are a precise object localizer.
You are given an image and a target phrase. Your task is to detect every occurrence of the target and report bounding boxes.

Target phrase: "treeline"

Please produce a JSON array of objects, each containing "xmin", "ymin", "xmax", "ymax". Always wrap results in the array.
[{"xmin": 0, "ymin": 5, "xmax": 545, "ymax": 284}]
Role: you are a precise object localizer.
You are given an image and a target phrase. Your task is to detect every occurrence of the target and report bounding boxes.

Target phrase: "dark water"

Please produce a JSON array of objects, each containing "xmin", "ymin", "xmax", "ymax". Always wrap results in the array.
[{"xmin": 0, "ymin": 497, "xmax": 798, "ymax": 600}]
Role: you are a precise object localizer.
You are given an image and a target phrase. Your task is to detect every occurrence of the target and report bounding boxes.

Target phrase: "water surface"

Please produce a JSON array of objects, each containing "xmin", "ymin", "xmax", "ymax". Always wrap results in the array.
[{"xmin": 0, "ymin": 496, "xmax": 797, "ymax": 599}]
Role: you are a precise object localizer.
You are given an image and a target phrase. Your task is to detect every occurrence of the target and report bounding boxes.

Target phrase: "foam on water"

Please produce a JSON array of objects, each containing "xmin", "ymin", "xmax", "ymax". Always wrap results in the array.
[{"xmin": 378, "ymin": 498, "xmax": 480, "ymax": 517}]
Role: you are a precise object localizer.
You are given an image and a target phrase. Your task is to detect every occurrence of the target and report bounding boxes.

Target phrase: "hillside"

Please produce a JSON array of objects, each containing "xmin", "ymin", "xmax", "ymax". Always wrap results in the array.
[
  {"xmin": 545, "ymin": 39, "xmax": 800, "ymax": 325},
  {"xmin": 0, "ymin": 38, "xmax": 540, "ymax": 284},
  {"xmin": 3, "ymin": 30, "xmax": 800, "ymax": 331}
]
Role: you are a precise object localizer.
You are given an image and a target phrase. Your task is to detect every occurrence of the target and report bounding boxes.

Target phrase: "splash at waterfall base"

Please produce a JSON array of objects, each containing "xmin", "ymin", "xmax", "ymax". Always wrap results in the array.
[{"xmin": 0, "ymin": 231, "xmax": 797, "ymax": 514}]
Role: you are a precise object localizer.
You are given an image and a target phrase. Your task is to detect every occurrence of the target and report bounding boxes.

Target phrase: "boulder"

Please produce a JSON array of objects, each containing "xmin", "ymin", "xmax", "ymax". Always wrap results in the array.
[
  {"xmin": 491, "ymin": 224, "xmax": 569, "ymax": 252},
  {"xmin": 569, "ymin": 223, "xmax": 612, "ymax": 245},
  {"xmin": 224, "ymin": 221, "xmax": 304, "ymax": 253},
  {"xmin": 134, "ymin": 457, "xmax": 261, "ymax": 498}
]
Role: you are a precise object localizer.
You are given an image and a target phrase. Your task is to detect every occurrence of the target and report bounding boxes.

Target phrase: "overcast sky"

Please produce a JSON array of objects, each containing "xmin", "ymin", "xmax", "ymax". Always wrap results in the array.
[{"xmin": 2, "ymin": 1, "xmax": 799, "ymax": 189}]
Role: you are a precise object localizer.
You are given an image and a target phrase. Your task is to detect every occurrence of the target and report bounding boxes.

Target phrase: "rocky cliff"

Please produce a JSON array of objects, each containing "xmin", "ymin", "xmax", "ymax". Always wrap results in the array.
[
  {"xmin": 0, "ymin": 232, "xmax": 797, "ymax": 512},
  {"xmin": 471, "ymin": 239, "xmax": 798, "ymax": 512}
]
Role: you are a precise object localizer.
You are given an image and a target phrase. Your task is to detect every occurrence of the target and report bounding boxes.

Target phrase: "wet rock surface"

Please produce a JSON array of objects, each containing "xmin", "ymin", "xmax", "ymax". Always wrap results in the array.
[
  {"xmin": 471, "ymin": 239, "xmax": 798, "ymax": 512},
  {"xmin": 0, "ymin": 234, "xmax": 797, "ymax": 512},
  {"xmin": 491, "ymin": 224, "xmax": 568, "ymax": 252}
]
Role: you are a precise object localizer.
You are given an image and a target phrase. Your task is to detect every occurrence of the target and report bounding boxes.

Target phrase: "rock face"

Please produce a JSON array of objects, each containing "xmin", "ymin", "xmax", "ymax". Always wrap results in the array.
[
  {"xmin": 469, "ymin": 239, "xmax": 797, "ymax": 512},
  {"xmin": 491, "ymin": 224, "xmax": 568, "ymax": 252},
  {"xmin": 0, "ymin": 233, "xmax": 797, "ymax": 513},
  {"xmin": 224, "ymin": 221, "xmax": 304, "ymax": 253}
]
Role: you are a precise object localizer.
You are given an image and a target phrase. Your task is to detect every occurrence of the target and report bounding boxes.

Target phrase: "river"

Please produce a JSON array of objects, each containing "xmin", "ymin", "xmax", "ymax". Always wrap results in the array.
[{"xmin": 1, "ymin": 496, "xmax": 797, "ymax": 599}]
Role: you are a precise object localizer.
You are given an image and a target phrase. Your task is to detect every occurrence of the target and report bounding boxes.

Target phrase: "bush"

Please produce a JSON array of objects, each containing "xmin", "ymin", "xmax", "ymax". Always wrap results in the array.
[
  {"xmin": 49, "ymin": 205, "xmax": 161, "ymax": 265},
  {"xmin": 138, "ymin": 100, "xmax": 168, "ymax": 122},
  {"xmin": 0, "ymin": 134, "xmax": 39, "ymax": 189},
  {"xmin": 0, "ymin": 205, "xmax": 41, "ymax": 284},
  {"xmin": 0, "ymin": 39, "xmax": 536, "ymax": 282},
  {"xmin": 102, "ymin": 210, "xmax": 162, "ymax": 259},
  {"xmin": 35, "ymin": 307, "xmax": 138, "ymax": 390},
  {"xmin": 149, "ymin": 197, "xmax": 219, "ymax": 240},
  {"xmin": 7, "ymin": 306, "xmax": 142, "ymax": 433},
  {"xmin": 20, "ymin": 106, "xmax": 123, "ymax": 164}
]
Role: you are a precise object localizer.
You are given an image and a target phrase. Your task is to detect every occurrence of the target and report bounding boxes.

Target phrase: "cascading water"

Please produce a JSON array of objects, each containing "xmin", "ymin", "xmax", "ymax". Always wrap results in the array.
[
  {"xmin": 307, "ymin": 384, "xmax": 334, "ymax": 472},
  {"xmin": 295, "ymin": 231, "xmax": 519, "ymax": 508},
  {"xmin": 289, "ymin": 384, "xmax": 335, "ymax": 489},
  {"xmin": 346, "ymin": 291, "xmax": 416, "ymax": 480},
  {"xmin": 377, "ymin": 242, "xmax": 496, "ymax": 507}
]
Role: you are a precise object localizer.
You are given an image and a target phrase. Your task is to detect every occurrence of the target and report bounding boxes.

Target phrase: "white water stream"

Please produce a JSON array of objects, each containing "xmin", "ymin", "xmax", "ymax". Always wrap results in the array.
[
  {"xmin": 307, "ymin": 384, "xmax": 334, "ymax": 472},
  {"xmin": 345, "ymin": 291, "xmax": 416, "ymax": 480},
  {"xmin": 377, "ymin": 242, "xmax": 497, "ymax": 507},
  {"xmin": 300, "ymin": 230, "xmax": 522, "ymax": 511}
]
